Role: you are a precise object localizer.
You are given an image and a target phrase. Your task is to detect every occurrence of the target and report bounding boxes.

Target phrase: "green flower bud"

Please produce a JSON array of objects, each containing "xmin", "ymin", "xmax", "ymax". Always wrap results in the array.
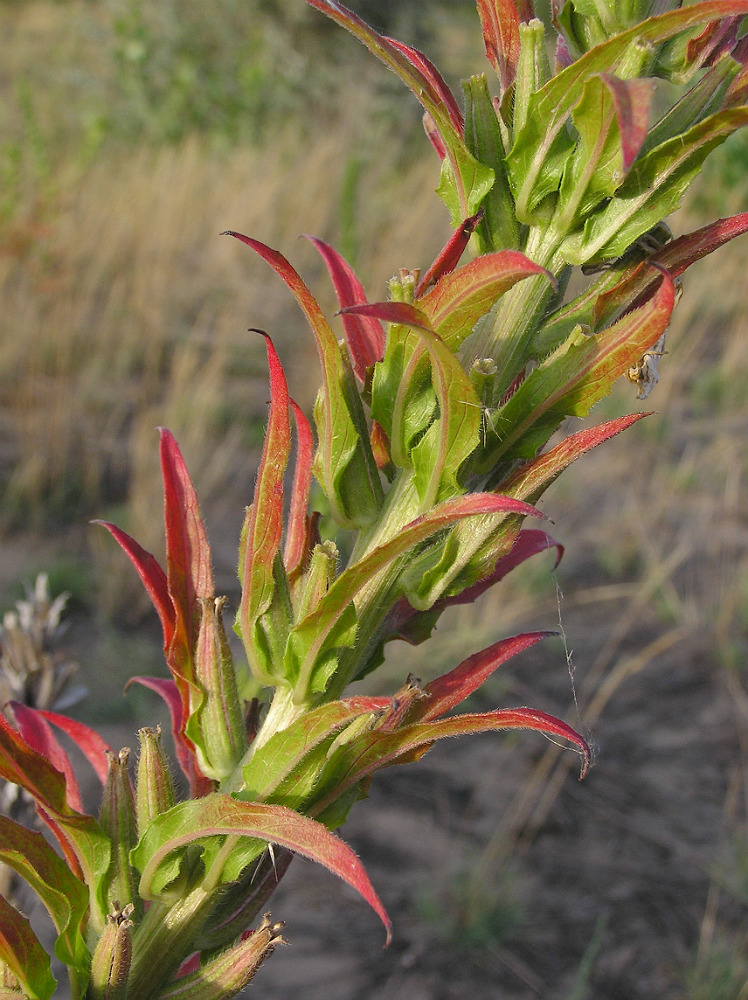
[
  {"xmin": 89, "ymin": 903, "xmax": 134, "ymax": 1000},
  {"xmin": 136, "ymin": 726, "xmax": 176, "ymax": 831},
  {"xmin": 154, "ymin": 914, "xmax": 284, "ymax": 1000}
]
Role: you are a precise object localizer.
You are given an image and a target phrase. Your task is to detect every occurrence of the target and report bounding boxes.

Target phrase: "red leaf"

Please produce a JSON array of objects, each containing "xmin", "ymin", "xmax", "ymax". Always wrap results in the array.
[
  {"xmin": 415, "ymin": 209, "xmax": 484, "ymax": 295},
  {"xmin": 387, "ymin": 37, "xmax": 463, "ymax": 133},
  {"xmin": 475, "ymin": 0, "xmax": 532, "ymax": 92},
  {"xmin": 305, "ymin": 235, "xmax": 384, "ymax": 380},
  {"xmin": 501, "ymin": 412, "xmax": 650, "ymax": 503},
  {"xmin": 417, "ymin": 631, "xmax": 556, "ymax": 722},
  {"xmin": 239, "ymin": 333, "xmax": 291, "ymax": 638},
  {"xmin": 342, "ymin": 300, "xmax": 431, "ymax": 330},
  {"xmin": 93, "ymin": 520, "xmax": 174, "ymax": 650},
  {"xmin": 9, "ymin": 703, "xmax": 83, "ymax": 814},
  {"xmin": 284, "ymin": 399, "xmax": 315, "ymax": 577},
  {"xmin": 595, "ymin": 212, "xmax": 748, "ymax": 325},
  {"xmin": 600, "ymin": 74, "xmax": 656, "ymax": 172},
  {"xmin": 35, "ymin": 709, "xmax": 111, "ymax": 786},
  {"xmin": 160, "ymin": 429, "xmax": 215, "ymax": 677}
]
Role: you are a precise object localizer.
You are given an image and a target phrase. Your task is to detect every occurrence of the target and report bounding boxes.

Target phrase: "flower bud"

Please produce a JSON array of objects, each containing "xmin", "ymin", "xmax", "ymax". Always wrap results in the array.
[
  {"xmin": 189, "ymin": 597, "xmax": 245, "ymax": 782},
  {"xmin": 99, "ymin": 749, "xmax": 138, "ymax": 912},
  {"xmin": 155, "ymin": 914, "xmax": 284, "ymax": 1000},
  {"xmin": 89, "ymin": 903, "xmax": 134, "ymax": 1000},
  {"xmin": 136, "ymin": 726, "xmax": 176, "ymax": 831}
]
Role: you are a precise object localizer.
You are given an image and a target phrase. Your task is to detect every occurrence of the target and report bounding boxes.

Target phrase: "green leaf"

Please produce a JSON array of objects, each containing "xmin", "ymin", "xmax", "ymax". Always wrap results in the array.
[
  {"xmin": 479, "ymin": 273, "xmax": 674, "ymax": 467},
  {"xmin": 463, "ymin": 74, "xmax": 519, "ymax": 253},
  {"xmin": 0, "ymin": 895, "xmax": 56, "ymax": 1000},
  {"xmin": 508, "ymin": 0, "xmax": 748, "ymax": 221},
  {"xmin": 641, "ymin": 53, "xmax": 740, "ymax": 155},
  {"xmin": 555, "ymin": 74, "xmax": 655, "ymax": 231},
  {"xmin": 131, "ymin": 794, "xmax": 392, "ymax": 944},
  {"xmin": 241, "ymin": 700, "xmax": 380, "ymax": 802},
  {"xmin": 0, "ymin": 817, "xmax": 90, "ymax": 981},
  {"xmin": 560, "ymin": 105, "xmax": 748, "ymax": 265}
]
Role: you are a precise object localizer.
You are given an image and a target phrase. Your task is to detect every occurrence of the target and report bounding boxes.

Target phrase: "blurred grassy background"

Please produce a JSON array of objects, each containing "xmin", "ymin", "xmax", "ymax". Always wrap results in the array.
[{"xmin": 2, "ymin": 3, "xmax": 748, "ymax": 993}]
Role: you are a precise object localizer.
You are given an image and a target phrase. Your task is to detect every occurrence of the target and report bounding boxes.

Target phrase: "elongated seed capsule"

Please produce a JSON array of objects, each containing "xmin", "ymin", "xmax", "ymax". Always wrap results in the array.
[
  {"xmin": 99, "ymin": 749, "xmax": 138, "ymax": 913},
  {"xmin": 154, "ymin": 914, "xmax": 285, "ymax": 1000},
  {"xmin": 89, "ymin": 903, "xmax": 134, "ymax": 1000},
  {"xmin": 136, "ymin": 726, "xmax": 176, "ymax": 831}
]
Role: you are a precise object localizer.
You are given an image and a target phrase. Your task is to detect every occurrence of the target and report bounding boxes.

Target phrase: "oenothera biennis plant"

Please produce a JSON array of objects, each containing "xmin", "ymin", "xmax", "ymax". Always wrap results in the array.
[{"xmin": 3, "ymin": 1, "xmax": 748, "ymax": 997}]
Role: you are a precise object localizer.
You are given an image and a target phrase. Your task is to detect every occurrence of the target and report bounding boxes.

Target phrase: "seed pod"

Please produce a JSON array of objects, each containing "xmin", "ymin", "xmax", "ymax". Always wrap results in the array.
[
  {"xmin": 154, "ymin": 914, "xmax": 285, "ymax": 1000},
  {"xmin": 190, "ymin": 597, "xmax": 245, "ymax": 782},
  {"xmin": 89, "ymin": 903, "xmax": 134, "ymax": 1000},
  {"xmin": 136, "ymin": 726, "xmax": 176, "ymax": 831},
  {"xmin": 99, "ymin": 749, "xmax": 138, "ymax": 913}
]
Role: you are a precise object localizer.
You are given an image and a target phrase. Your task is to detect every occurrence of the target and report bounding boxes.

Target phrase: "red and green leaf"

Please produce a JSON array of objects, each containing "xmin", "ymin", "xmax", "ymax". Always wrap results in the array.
[
  {"xmin": 286, "ymin": 492, "xmax": 545, "ymax": 702},
  {"xmin": 418, "ymin": 250, "xmax": 554, "ymax": 351},
  {"xmin": 594, "ymin": 210, "xmax": 748, "ymax": 325},
  {"xmin": 478, "ymin": 275, "xmax": 674, "ymax": 468},
  {"xmin": 131, "ymin": 794, "xmax": 391, "ymax": 944},
  {"xmin": 0, "ymin": 816, "xmax": 90, "ymax": 979},
  {"xmin": 500, "ymin": 412, "xmax": 651, "ymax": 504},
  {"xmin": 310, "ymin": 707, "xmax": 590, "ymax": 821},
  {"xmin": 160, "ymin": 428, "xmax": 215, "ymax": 685},
  {"xmin": 0, "ymin": 894, "xmax": 56, "ymax": 1000},
  {"xmin": 304, "ymin": 0, "xmax": 493, "ymax": 222},
  {"xmin": 237, "ymin": 333, "xmax": 291, "ymax": 670},
  {"xmin": 305, "ymin": 235, "xmax": 384, "ymax": 381}
]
